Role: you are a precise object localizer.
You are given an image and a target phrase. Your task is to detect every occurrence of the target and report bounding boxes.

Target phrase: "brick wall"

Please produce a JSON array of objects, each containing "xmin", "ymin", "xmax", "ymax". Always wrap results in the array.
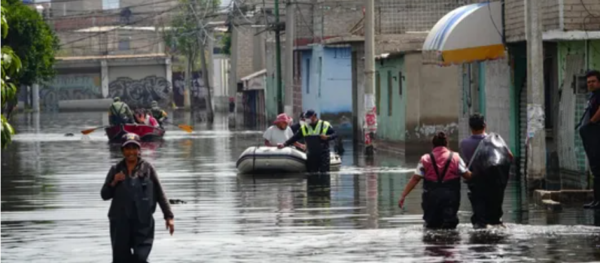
[
  {"xmin": 563, "ymin": 0, "xmax": 600, "ymax": 31},
  {"xmin": 234, "ymin": 26, "xmax": 256, "ymax": 79},
  {"xmin": 505, "ymin": 0, "xmax": 600, "ymax": 43},
  {"xmin": 293, "ymin": 51, "xmax": 303, "ymax": 118},
  {"xmin": 505, "ymin": 0, "xmax": 526, "ymax": 43}
]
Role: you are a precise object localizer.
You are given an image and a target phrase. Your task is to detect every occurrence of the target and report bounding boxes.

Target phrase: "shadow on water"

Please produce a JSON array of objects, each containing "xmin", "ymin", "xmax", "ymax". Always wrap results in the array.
[{"xmin": 1, "ymin": 112, "xmax": 600, "ymax": 262}]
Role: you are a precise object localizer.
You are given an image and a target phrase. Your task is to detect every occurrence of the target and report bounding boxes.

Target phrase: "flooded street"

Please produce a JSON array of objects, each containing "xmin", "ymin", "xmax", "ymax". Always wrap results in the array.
[{"xmin": 2, "ymin": 112, "xmax": 600, "ymax": 262}]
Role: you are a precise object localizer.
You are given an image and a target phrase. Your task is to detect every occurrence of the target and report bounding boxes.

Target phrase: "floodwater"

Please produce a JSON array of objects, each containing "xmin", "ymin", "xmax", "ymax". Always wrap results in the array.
[{"xmin": 2, "ymin": 112, "xmax": 599, "ymax": 262}]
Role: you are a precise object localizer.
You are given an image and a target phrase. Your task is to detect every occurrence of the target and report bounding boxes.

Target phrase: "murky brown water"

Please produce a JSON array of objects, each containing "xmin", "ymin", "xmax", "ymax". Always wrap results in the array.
[{"xmin": 2, "ymin": 112, "xmax": 600, "ymax": 262}]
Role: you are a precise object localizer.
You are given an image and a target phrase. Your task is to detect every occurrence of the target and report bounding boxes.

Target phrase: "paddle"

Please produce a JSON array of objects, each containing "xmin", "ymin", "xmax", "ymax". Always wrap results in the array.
[
  {"xmin": 81, "ymin": 126, "xmax": 106, "ymax": 135},
  {"xmin": 164, "ymin": 121, "xmax": 193, "ymax": 133}
]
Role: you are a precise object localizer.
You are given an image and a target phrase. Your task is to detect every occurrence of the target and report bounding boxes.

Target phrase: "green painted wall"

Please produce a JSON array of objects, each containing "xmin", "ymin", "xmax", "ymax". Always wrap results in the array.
[
  {"xmin": 375, "ymin": 56, "xmax": 406, "ymax": 142},
  {"xmin": 557, "ymin": 40, "xmax": 600, "ymax": 172},
  {"xmin": 265, "ymin": 73, "xmax": 282, "ymax": 120},
  {"xmin": 508, "ymin": 43, "xmax": 527, "ymax": 155}
]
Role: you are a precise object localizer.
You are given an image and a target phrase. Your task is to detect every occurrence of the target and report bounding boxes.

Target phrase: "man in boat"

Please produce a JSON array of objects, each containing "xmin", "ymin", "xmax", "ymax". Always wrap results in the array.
[
  {"xmin": 100, "ymin": 133, "xmax": 174, "ymax": 262},
  {"xmin": 150, "ymin": 101, "xmax": 168, "ymax": 127},
  {"xmin": 264, "ymin": 113, "xmax": 305, "ymax": 150},
  {"xmin": 108, "ymin": 97, "xmax": 134, "ymax": 126},
  {"xmin": 578, "ymin": 70, "xmax": 600, "ymax": 209},
  {"xmin": 398, "ymin": 132, "xmax": 472, "ymax": 229},
  {"xmin": 460, "ymin": 113, "xmax": 513, "ymax": 228},
  {"xmin": 279, "ymin": 110, "xmax": 337, "ymax": 173}
]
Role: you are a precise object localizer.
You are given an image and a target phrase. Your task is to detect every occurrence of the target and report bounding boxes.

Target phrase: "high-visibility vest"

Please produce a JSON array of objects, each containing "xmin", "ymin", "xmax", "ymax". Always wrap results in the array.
[{"xmin": 300, "ymin": 120, "xmax": 331, "ymax": 136}]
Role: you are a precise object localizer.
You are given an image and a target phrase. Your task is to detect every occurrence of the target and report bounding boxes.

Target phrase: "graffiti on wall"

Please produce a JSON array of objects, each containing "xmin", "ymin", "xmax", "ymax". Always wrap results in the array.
[
  {"xmin": 108, "ymin": 76, "xmax": 171, "ymax": 109},
  {"xmin": 40, "ymin": 74, "xmax": 102, "ymax": 111},
  {"xmin": 172, "ymin": 72, "xmax": 208, "ymax": 109}
]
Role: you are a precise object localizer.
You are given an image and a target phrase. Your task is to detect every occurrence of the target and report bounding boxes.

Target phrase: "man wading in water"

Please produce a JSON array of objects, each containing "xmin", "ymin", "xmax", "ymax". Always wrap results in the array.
[
  {"xmin": 101, "ymin": 133, "xmax": 174, "ymax": 263},
  {"xmin": 460, "ymin": 114, "xmax": 513, "ymax": 228},
  {"xmin": 398, "ymin": 132, "xmax": 472, "ymax": 229},
  {"xmin": 279, "ymin": 110, "xmax": 337, "ymax": 173}
]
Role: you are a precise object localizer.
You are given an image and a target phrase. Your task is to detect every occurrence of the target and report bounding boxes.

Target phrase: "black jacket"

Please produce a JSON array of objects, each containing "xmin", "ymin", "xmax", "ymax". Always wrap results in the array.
[{"xmin": 101, "ymin": 158, "xmax": 174, "ymax": 221}]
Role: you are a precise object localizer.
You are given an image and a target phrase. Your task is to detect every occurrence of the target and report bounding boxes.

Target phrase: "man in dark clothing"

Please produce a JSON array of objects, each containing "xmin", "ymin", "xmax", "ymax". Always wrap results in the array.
[
  {"xmin": 150, "ymin": 100, "xmax": 168, "ymax": 127},
  {"xmin": 289, "ymin": 111, "xmax": 306, "ymax": 145},
  {"xmin": 579, "ymin": 70, "xmax": 600, "ymax": 209},
  {"xmin": 460, "ymin": 113, "xmax": 513, "ymax": 229},
  {"xmin": 109, "ymin": 97, "xmax": 134, "ymax": 126},
  {"xmin": 101, "ymin": 133, "xmax": 174, "ymax": 263},
  {"xmin": 279, "ymin": 110, "xmax": 337, "ymax": 173}
]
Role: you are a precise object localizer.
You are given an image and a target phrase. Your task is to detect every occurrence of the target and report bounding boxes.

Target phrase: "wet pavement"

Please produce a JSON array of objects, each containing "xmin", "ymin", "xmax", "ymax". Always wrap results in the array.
[{"xmin": 2, "ymin": 112, "xmax": 600, "ymax": 262}]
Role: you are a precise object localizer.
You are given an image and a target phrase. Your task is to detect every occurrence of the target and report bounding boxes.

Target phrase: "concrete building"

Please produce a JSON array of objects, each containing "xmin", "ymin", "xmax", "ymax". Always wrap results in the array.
[
  {"xmin": 317, "ymin": 0, "xmax": 467, "ymax": 154},
  {"xmin": 504, "ymin": 0, "xmax": 600, "ymax": 187},
  {"xmin": 421, "ymin": 0, "xmax": 600, "ymax": 188},
  {"xmin": 35, "ymin": 0, "xmax": 229, "ymax": 112}
]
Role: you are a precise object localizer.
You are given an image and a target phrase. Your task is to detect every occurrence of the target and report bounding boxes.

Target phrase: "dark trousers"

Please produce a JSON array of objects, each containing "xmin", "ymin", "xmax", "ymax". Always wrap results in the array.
[
  {"xmin": 580, "ymin": 124, "xmax": 600, "ymax": 200},
  {"xmin": 306, "ymin": 151, "xmax": 330, "ymax": 173},
  {"xmin": 110, "ymin": 217, "xmax": 155, "ymax": 263},
  {"xmin": 422, "ymin": 181, "xmax": 461, "ymax": 229},
  {"xmin": 588, "ymin": 154, "xmax": 600, "ymax": 201},
  {"xmin": 468, "ymin": 165, "xmax": 510, "ymax": 228}
]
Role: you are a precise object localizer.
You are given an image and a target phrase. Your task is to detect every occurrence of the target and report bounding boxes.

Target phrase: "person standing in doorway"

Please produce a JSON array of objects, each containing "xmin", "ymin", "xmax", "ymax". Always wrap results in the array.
[
  {"xmin": 579, "ymin": 70, "xmax": 600, "ymax": 209},
  {"xmin": 279, "ymin": 110, "xmax": 337, "ymax": 173},
  {"xmin": 460, "ymin": 113, "xmax": 513, "ymax": 228},
  {"xmin": 398, "ymin": 132, "xmax": 472, "ymax": 229},
  {"xmin": 101, "ymin": 133, "xmax": 174, "ymax": 263}
]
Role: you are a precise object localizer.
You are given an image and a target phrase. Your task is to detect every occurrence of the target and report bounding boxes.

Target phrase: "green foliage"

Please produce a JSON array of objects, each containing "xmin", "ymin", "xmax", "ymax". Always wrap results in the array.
[
  {"xmin": 221, "ymin": 32, "xmax": 231, "ymax": 55},
  {"xmin": 3, "ymin": 0, "xmax": 59, "ymax": 86},
  {"xmin": 163, "ymin": 0, "xmax": 221, "ymax": 61},
  {"xmin": 1, "ymin": 5, "xmax": 21, "ymax": 148}
]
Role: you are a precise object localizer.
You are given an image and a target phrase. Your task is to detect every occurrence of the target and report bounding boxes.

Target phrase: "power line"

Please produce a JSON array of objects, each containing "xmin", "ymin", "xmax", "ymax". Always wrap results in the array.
[{"xmin": 58, "ymin": 5, "xmax": 180, "ymax": 47}]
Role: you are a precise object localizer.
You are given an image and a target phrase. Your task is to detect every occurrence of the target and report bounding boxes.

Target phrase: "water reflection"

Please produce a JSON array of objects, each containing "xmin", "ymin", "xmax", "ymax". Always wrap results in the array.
[{"xmin": 1, "ymin": 112, "xmax": 599, "ymax": 262}]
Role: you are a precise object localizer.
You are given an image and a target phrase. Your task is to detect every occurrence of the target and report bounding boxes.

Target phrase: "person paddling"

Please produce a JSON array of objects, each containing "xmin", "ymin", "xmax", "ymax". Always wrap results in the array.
[
  {"xmin": 101, "ymin": 133, "xmax": 174, "ymax": 262},
  {"xmin": 398, "ymin": 132, "xmax": 472, "ymax": 229}
]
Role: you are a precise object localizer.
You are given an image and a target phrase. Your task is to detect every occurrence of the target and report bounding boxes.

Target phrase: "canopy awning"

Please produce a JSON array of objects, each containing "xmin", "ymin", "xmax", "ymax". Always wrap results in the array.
[{"xmin": 422, "ymin": 2, "xmax": 505, "ymax": 66}]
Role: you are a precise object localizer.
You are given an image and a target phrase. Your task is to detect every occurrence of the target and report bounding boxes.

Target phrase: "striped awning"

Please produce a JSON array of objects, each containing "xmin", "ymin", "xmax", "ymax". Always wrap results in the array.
[{"xmin": 422, "ymin": 2, "xmax": 505, "ymax": 66}]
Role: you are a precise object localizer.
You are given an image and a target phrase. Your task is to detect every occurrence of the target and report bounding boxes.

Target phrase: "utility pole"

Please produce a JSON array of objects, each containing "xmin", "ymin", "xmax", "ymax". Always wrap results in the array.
[
  {"xmin": 185, "ymin": 51, "xmax": 193, "ymax": 110},
  {"xmin": 189, "ymin": 1, "xmax": 215, "ymax": 122},
  {"xmin": 525, "ymin": 0, "xmax": 546, "ymax": 189},
  {"xmin": 199, "ymin": 32, "xmax": 215, "ymax": 123},
  {"xmin": 284, "ymin": 0, "xmax": 295, "ymax": 117},
  {"xmin": 364, "ymin": 0, "xmax": 376, "ymax": 156},
  {"xmin": 274, "ymin": 0, "xmax": 284, "ymax": 113}
]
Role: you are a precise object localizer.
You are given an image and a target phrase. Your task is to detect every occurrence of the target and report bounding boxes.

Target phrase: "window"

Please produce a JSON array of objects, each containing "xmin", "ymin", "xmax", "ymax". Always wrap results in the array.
[
  {"xmin": 399, "ymin": 72, "xmax": 403, "ymax": 96},
  {"xmin": 305, "ymin": 59, "xmax": 310, "ymax": 94},
  {"xmin": 388, "ymin": 70, "xmax": 392, "ymax": 116},
  {"xmin": 376, "ymin": 72, "xmax": 381, "ymax": 116},
  {"xmin": 118, "ymin": 31, "xmax": 131, "ymax": 51}
]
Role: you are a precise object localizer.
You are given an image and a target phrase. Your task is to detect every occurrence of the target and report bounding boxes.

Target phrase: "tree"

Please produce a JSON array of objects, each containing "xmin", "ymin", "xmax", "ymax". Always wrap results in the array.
[
  {"xmin": 3, "ymin": 0, "xmax": 59, "ymax": 86},
  {"xmin": 221, "ymin": 32, "xmax": 231, "ymax": 55},
  {"xmin": 163, "ymin": 0, "xmax": 220, "ymax": 121},
  {"xmin": 1, "ymin": 6, "xmax": 21, "ymax": 148}
]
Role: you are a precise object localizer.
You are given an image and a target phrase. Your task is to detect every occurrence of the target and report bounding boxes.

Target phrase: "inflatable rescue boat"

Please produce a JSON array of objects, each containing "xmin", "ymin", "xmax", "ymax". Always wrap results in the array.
[{"xmin": 236, "ymin": 146, "xmax": 341, "ymax": 174}]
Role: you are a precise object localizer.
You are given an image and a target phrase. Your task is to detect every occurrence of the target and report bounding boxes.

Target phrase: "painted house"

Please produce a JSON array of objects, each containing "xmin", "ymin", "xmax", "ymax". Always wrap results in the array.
[
  {"xmin": 300, "ymin": 45, "xmax": 353, "ymax": 136},
  {"xmin": 423, "ymin": 0, "xmax": 600, "ymax": 189},
  {"xmin": 372, "ymin": 52, "xmax": 461, "ymax": 154}
]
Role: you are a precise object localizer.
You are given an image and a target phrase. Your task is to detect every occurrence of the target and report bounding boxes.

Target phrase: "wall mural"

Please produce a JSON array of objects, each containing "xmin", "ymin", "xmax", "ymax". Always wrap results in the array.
[
  {"xmin": 40, "ymin": 74, "xmax": 103, "ymax": 111},
  {"xmin": 172, "ymin": 72, "xmax": 208, "ymax": 109},
  {"xmin": 108, "ymin": 76, "xmax": 171, "ymax": 109}
]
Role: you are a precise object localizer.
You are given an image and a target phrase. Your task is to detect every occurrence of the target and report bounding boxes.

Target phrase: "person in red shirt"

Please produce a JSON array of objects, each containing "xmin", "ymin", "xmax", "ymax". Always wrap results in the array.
[{"xmin": 398, "ymin": 132, "xmax": 472, "ymax": 229}]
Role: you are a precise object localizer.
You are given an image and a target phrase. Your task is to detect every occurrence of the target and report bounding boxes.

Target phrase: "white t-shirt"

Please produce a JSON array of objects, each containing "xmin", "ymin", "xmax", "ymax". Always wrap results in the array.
[{"xmin": 263, "ymin": 125, "xmax": 294, "ymax": 145}]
